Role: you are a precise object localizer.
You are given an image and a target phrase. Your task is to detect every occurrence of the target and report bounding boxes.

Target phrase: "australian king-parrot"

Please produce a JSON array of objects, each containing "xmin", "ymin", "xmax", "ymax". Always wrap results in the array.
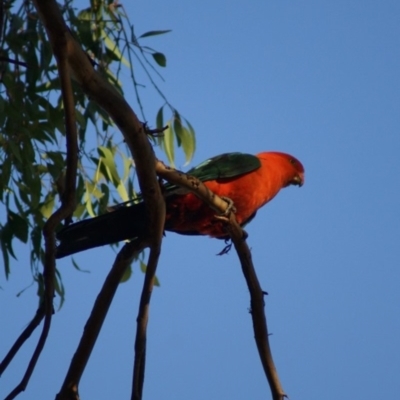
[{"xmin": 56, "ymin": 151, "xmax": 304, "ymax": 258}]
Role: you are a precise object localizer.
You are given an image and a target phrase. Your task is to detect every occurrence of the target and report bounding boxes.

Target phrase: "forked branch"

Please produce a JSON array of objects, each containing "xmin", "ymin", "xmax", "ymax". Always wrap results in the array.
[
  {"xmin": 56, "ymin": 239, "xmax": 148, "ymax": 400},
  {"xmin": 31, "ymin": 1, "xmax": 165, "ymax": 399},
  {"xmin": 3, "ymin": 19, "xmax": 78, "ymax": 400}
]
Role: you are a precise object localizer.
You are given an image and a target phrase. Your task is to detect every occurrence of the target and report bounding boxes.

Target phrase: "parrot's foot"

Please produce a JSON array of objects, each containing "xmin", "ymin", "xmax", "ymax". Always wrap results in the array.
[{"xmin": 220, "ymin": 196, "xmax": 237, "ymax": 215}]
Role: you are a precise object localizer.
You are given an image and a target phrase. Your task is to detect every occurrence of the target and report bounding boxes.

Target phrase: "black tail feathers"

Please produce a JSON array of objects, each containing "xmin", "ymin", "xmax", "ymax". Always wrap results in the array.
[{"xmin": 56, "ymin": 203, "xmax": 148, "ymax": 258}]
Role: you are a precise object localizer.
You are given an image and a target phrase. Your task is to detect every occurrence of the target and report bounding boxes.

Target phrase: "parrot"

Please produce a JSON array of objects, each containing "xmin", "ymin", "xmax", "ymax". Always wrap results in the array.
[{"xmin": 56, "ymin": 151, "xmax": 304, "ymax": 258}]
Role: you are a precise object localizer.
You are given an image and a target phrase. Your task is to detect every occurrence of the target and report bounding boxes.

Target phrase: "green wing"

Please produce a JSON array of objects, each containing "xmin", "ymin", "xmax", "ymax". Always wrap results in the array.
[
  {"xmin": 186, "ymin": 152, "xmax": 261, "ymax": 182},
  {"xmin": 108, "ymin": 153, "xmax": 261, "ymax": 209}
]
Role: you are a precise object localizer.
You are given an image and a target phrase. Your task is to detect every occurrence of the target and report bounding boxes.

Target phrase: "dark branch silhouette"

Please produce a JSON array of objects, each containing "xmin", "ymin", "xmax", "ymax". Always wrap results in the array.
[
  {"xmin": 0, "ymin": 304, "xmax": 45, "ymax": 376},
  {"xmin": 2, "ymin": 0, "xmax": 287, "ymax": 398},
  {"xmin": 4, "ymin": 16, "xmax": 79, "ymax": 399},
  {"xmin": 56, "ymin": 239, "xmax": 148, "ymax": 400}
]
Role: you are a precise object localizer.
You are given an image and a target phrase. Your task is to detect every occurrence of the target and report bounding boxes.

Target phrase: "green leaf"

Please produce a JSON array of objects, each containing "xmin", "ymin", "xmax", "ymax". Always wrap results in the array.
[
  {"xmin": 139, "ymin": 261, "xmax": 160, "ymax": 286},
  {"xmin": 15, "ymin": 181, "xmax": 30, "ymax": 206},
  {"xmin": 71, "ymin": 258, "xmax": 90, "ymax": 273},
  {"xmin": 179, "ymin": 127, "xmax": 196, "ymax": 166},
  {"xmin": 160, "ymin": 123, "xmax": 175, "ymax": 167},
  {"xmin": 120, "ymin": 264, "xmax": 132, "ymax": 283},
  {"xmin": 102, "ymin": 30, "xmax": 130, "ymax": 67},
  {"xmin": 0, "ymin": 156, "xmax": 12, "ymax": 196},
  {"xmin": 152, "ymin": 52, "xmax": 167, "ymax": 67},
  {"xmin": 0, "ymin": 96, "xmax": 5, "ymax": 125},
  {"xmin": 121, "ymin": 152, "xmax": 132, "ymax": 181},
  {"xmin": 0, "ymin": 228, "xmax": 11, "ymax": 279},
  {"xmin": 73, "ymin": 203, "xmax": 86, "ymax": 218},
  {"xmin": 55, "ymin": 269, "xmax": 66, "ymax": 309},
  {"xmin": 138, "ymin": 30, "xmax": 172, "ymax": 39},
  {"xmin": 85, "ymin": 181, "xmax": 104, "ymax": 200},
  {"xmin": 85, "ymin": 196, "xmax": 95, "ymax": 217},
  {"xmin": 116, "ymin": 181, "xmax": 129, "ymax": 202},
  {"xmin": 183, "ymin": 118, "xmax": 196, "ymax": 164},
  {"xmin": 173, "ymin": 111, "xmax": 183, "ymax": 146},
  {"xmin": 40, "ymin": 195, "xmax": 55, "ymax": 219},
  {"xmin": 171, "ymin": 112, "xmax": 196, "ymax": 165},
  {"xmin": 98, "ymin": 146, "xmax": 120, "ymax": 186},
  {"xmin": 30, "ymin": 226, "xmax": 42, "ymax": 259},
  {"xmin": 8, "ymin": 141, "xmax": 22, "ymax": 163},
  {"xmin": 8, "ymin": 211, "xmax": 29, "ymax": 243},
  {"xmin": 156, "ymin": 105, "xmax": 164, "ymax": 129}
]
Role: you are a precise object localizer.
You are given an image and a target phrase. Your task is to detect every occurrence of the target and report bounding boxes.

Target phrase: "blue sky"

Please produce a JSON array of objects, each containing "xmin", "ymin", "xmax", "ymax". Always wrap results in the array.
[{"xmin": 1, "ymin": 1, "xmax": 400, "ymax": 399}]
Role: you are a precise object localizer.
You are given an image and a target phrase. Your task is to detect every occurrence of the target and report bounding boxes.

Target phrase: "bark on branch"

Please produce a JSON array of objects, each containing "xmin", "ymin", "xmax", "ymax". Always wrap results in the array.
[
  {"xmin": 56, "ymin": 239, "xmax": 148, "ymax": 400},
  {"xmin": 8, "ymin": 1, "xmax": 286, "ymax": 398},
  {"xmin": 155, "ymin": 161, "xmax": 286, "ymax": 399},
  {"xmin": 30, "ymin": 0, "xmax": 165, "ymax": 398},
  {"xmin": 3, "ymin": 16, "xmax": 79, "ymax": 400}
]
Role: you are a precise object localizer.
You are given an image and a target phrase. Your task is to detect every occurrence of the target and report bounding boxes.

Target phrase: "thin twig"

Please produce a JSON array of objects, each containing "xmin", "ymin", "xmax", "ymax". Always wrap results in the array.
[
  {"xmin": 0, "ymin": 56, "xmax": 28, "ymax": 67},
  {"xmin": 0, "ymin": 303, "xmax": 45, "ymax": 376}
]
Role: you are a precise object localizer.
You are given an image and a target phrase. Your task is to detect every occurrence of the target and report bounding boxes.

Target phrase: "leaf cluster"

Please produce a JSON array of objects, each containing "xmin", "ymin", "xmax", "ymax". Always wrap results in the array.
[{"xmin": 0, "ymin": 0, "xmax": 195, "ymax": 297}]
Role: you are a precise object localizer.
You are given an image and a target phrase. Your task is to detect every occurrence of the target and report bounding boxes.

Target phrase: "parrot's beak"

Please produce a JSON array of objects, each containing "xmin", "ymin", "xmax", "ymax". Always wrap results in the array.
[{"xmin": 292, "ymin": 173, "xmax": 304, "ymax": 187}]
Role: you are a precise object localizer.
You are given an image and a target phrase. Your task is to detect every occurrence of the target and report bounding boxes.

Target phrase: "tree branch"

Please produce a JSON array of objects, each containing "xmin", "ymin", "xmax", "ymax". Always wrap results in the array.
[
  {"xmin": 0, "ymin": 304, "xmax": 45, "ymax": 377},
  {"xmin": 24, "ymin": 2, "xmax": 283, "ymax": 399},
  {"xmin": 31, "ymin": 1, "xmax": 165, "ymax": 398},
  {"xmin": 131, "ymin": 241, "xmax": 163, "ymax": 400},
  {"xmin": 56, "ymin": 239, "xmax": 148, "ymax": 400},
  {"xmin": 224, "ymin": 214, "xmax": 286, "ymax": 400},
  {"xmin": 155, "ymin": 161, "xmax": 286, "ymax": 399},
  {"xmin": 3, "ymin": 15, "xmax": 78, "ymax": 399},
  {"xmin": 155, "ymin": 160, "xmax": 230, "ymax": 214}
]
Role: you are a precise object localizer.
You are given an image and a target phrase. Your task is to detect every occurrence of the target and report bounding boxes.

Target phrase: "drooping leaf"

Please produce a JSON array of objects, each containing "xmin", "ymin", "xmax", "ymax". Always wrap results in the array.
[
  {"xmin": 156, "ymin": 105, "xmax": 164, "ymax": 129},
  {"xmin": 138, "ymin": 30, "xmax": 172, "ymax": 39},
  {"xmin": 173, "ymin": 111, "xmax": 183, "ymax": 146},
  {"xmin": 139, "ymin": 261, "xmax": 160, "ymax": 286},
  {"xmin": 102, "ymin": 30, "xmax": 130, "ymax": 67},
  {"xmin": 160, "ymin": 123, "xmax": 175, "ymax": 167},
  {"xmin": 54, "ymin": 269, "xmax": 66, "ymax": 309},
  {"xmin": 179, "ymin": 126, "xmax": 196, "ymax": 166},
  {"xmin": 152, "ymin": 52, "xmax": 167, "ymax": 67},
  {"xmin": 71, "ymin": 257, "xmax": 90, "ymax": 273},
  {"xmin": 7, "ymin": 211, "xmax": 29, "ymax": 243},
  {"xmin": 98, "ymin": 146, "xmax": 120, "ymax": 186},
  {"xmin": 1, "ymin": 227, "xmax": 11, "ymax": 278},
  {"xmin": 120, "ymin": 264, "xmax": 132, "ymax": 283}
]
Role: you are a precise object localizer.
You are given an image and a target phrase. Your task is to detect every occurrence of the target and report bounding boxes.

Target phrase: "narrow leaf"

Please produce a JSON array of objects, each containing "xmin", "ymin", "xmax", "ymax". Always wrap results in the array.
[
  {"xmin": 8, "ymin": 211, "xmax": 29, "ymax": 243},
  {"xmin": 156, "ymin": 105, "xmax": 164, "ymax": 129},
  {"xmin": 120, "ymin": 264, "xmax": 132, "ymax": 283},
  {"xmin": 102, "ymin": 31, "xmax": 130, "ymax": 67},
  {"xmin": 98, "ymin": 146, "xmax": 120, "ymax": 186},
  {"xmin": 161, "ymin": 124, "xmax": 175, "ymax": 167},
  {"xmin": 180, "ymin": 127, "xmax": 196, "ymax": 166},
  {"xmin": 138, "ymin": 30, "xmax": 172, "ymax": 39}
]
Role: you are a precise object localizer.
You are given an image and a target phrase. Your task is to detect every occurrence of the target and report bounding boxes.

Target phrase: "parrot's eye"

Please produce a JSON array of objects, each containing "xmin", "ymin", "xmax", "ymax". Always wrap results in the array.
[{"xmin": 289, "ymin": 158, "xmax": 296, "ymax": 165}]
